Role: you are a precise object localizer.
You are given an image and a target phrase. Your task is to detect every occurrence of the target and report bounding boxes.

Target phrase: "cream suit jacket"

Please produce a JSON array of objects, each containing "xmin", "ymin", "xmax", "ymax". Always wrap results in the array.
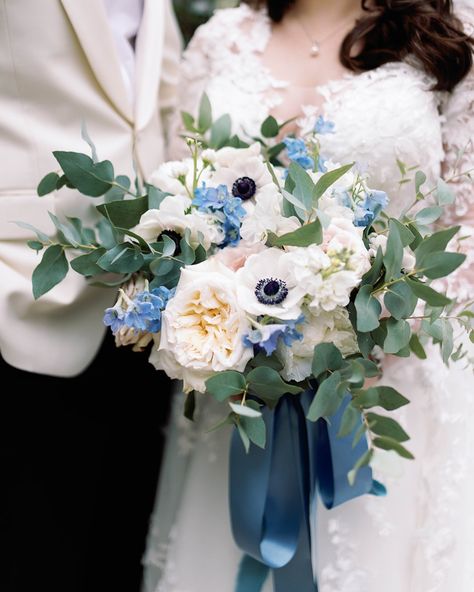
[{"xmin": 0, "ymin": 0, "xmax": 181, "ymax": 376}]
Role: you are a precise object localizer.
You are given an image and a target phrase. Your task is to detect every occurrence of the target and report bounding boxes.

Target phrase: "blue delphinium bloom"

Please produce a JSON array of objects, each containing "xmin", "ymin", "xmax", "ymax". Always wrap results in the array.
[
  {"xmin": 316, "ymin": 155, "xmax": 328, "ymax": 173},
  {"xmin": 104, "ymin": 286, "xmax": 175, "ymax": 335},
  {"xmin": 283, "ymin": 137, "xmax": 315, "ymax": 170},
  {"xmin": 243, "ymin": 315, "xmax": 305, "ymax": 356},
  {"xmin": 193, "ymin": 183, "xmax": 229, "ymax": 210},
  {"xmin": 314, "ymin": 116, "xmax": 335, "ymax": 135},
  {"xmin": 193, "ymin": 183, "xmax": 246, "ymax": 247},
  {"xmin": 103, "ymin": 303, "xmax": 127, "ymax": 333},
  {"xmin": 353, "ymin": 190, "xmax": 389, "ymax": 228}
]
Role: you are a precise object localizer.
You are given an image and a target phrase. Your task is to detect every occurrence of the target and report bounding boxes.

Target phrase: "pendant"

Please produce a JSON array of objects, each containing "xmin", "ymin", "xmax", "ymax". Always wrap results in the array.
[{"xmin": 310, "ymin": 42, "xmax": 320, "ymax": 58}]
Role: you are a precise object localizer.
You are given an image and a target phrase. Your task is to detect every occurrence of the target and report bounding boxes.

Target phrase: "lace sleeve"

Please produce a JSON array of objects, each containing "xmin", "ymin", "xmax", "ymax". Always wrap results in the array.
[
  {"xmin": 439, "ymin": 8, "xmax": 474, "ymax": 302},
  {"xmin": 166, "ymin": 15, "xmax": 217, "ymax": 160}
]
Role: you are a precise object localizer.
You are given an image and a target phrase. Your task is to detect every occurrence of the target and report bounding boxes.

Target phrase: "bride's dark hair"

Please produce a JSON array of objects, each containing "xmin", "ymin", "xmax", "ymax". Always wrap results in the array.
[{"xmin": 243, "ymin": 0, "xmax": 473, "ymax": 91}]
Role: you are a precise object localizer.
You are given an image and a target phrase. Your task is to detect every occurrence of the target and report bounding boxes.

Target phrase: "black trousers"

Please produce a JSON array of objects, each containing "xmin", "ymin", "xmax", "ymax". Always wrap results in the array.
[{"xmin": 0, "ymin": 332, "xmax": 172, "ymax": 592}]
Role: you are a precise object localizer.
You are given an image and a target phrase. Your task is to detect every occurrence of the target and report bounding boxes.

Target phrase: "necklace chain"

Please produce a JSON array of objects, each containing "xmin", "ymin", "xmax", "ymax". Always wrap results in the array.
[{"xmin": 294, "ymin": 12, "xmax": 356, "ymax": 58}]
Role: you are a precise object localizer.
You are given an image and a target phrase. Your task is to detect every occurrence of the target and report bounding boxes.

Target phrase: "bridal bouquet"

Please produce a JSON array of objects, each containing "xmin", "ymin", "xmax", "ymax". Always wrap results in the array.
[{"xmin": 27, "ymin": 99, "xmax": 472, "ymax": 477}]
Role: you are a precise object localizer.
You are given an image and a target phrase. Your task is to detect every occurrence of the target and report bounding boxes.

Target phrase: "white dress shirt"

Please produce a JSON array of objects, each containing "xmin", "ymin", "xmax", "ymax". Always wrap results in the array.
[{"xmin": 103, "ymin": 0, "xmax": 144, "ymax": 101}]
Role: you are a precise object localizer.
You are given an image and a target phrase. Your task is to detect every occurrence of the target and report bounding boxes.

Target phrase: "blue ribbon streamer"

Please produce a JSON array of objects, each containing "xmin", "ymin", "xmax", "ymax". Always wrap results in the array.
[{"xmin": 230, "ymin": 391, "xmax": 382, "ymax": 592}]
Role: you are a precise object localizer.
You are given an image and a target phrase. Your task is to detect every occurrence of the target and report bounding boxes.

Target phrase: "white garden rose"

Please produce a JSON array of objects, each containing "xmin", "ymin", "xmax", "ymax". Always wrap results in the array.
[
  {"xmin": 149, "ymin": 259, "xmax": 253, "ymax": 393},
  {"xmin": 235, "ymin": 248, "xmax": 305, "ymax": 320},
  {"xmin": 277, "ymin": 307, "xmax": 358, "ymax": 382},
  {"xmin": 132, "ymin": 194, "xmax": 221, "ymax": 250}
]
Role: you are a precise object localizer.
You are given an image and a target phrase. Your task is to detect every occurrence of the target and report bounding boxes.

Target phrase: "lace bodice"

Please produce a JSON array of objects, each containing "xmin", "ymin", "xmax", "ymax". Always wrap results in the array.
[{"xmin": 168, "ymin": 3, "xmax": 474, "ymax": 301}]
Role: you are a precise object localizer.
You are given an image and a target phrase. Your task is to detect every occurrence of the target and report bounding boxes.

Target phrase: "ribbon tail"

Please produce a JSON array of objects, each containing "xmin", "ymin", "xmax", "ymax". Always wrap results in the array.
[{"xmin": 235, "ymin": 555, "xmax": 270, "ymax": 592}]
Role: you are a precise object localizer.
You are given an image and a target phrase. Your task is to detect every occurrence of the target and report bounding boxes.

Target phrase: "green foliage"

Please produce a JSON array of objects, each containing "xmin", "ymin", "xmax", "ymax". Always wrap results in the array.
[
  {"xmin": 205, "ymin": 371, "xmax": 247, "ymax": 401},
  {"xmin": 32, "ymin": 244, "xmax": 69, "ymax": 300},
  {"xmin": 261, "ymin": 115, "xmax": 280, "ymax": 138},
  {"xmin": 354, "ymin": 284, "xmax": 382, "ymax": 332},
  {"xmin": 307, "ymin": 371, "xmax": 345, "ymax": 422},
  {"xmin": 267, "ymin": 220, "xmax": 323, "ymax": 247},
  {"xmin": 97, "ymin": 243, "xmax": 144, "ymax": 274},
  {"xmin": 312, "ymin": 343, "xmax": 344, "ymax": 377},
  {"xmin": 53, "ymin": 151, "xmax": 114, "ymax": 197},
  {"xmin": 97, "ymin": 196, "xmax": 148, "ymax": 229},
  {"xmin": 37, "ymin": 172, "xmax": 60, "ymax": 197}
]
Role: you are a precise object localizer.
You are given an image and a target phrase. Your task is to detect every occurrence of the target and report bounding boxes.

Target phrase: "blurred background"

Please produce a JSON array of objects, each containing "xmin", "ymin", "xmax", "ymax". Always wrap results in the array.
[{"xmin": 173, "ymin": 0, "xmax": 239, "ymax": 43}]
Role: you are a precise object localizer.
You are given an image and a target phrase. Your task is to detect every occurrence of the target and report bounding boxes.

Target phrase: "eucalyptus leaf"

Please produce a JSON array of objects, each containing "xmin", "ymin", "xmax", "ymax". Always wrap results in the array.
[
  {"xmin": 415, "ymin": 226, "xmax": 460, "ymax": 267},
  {"xmin": 421, "ymin": 252, "xmax": 466, "ymax": 280},
  {"xmin": 366, "ymin": 412, "xmax": 410, "ymax": 442},
  {"xmin": 436, "ymin": 178, "xmax": 455, "ymax": 206},
  {"xmin": 210, "ymin": 114, "xmax": 232, "ymax": 148},
  {"xmin": 261, "ymin": 115, "xmax": 280, "ymax": 138},
  {"xmin": 312, "ymin": 343, "xmax": 344, "ymax": 377},
  {"xmin": 198, "ymin": 93, "xmax": 212, "ymax": 132},
  {"xmin": 409, "ymin": 333, "xmax": 427, "ymax": 359},
  {"xmin": 229, "ymin": 402, "xmax": 262, "ymax": 418},
  {"xmin": 384, "ymin": 219, "xmax": 403, "ymax": 281},
  {"xmin": 338, "ymin": 403, "xmax": 361, "ymax": 438},
  {"xmin": 267, "ymin": 220, "xmax": 322, "ymax": 247},
  {"xmin": 415, "ymin": 206, "xmax": 443, "ymax": 225},
  {"xmin": 406, "ymin": 278, "xmax": 451, "ymax": 307},
  {"xmin": 32, "ymin": 245, "xmax": 69, "ymax": 299},
  {"xmin": 348, "ymin": 449, "xmax": 373, "ymax": 486},
  {"xmin": 37, "ymin": 172, "xmax": 60, "ymax": 197},
  {"xmin": 14, "ymin": 222, "xmax": 51, "ymax": 243},
  {"xmin": 97, "ymin": 243, "xmax": 144, "ymax": 274},
  {"xmin": 384, "ymin": 281, "xmax": 417, "ymax": 320},
  {"xmin": 384, "ymin": 318, "xmax": 411, "ymax": 354},
  {"xmin": 53, "ymin": 151, "xmax": 114, "ymax": 197},
  {"xmin": 247, "ymin": 367, "xmax": 302, "ymax": 399},
  {"xmin": 205, "ymin": 371, "xmax": 247, "ymax": 402},
  {"xmin": 313, "ymin": 164, "xmax": 354, "ymax": 201},
  {"xmin": 70, "ymin": 248, "xmax": 106, "ymax": 276},
  {"xmin": 97, "ymin": 196, "xmax": 148, "ymax": 229},
  {"xmin": 27, "ymin": 240, "xmax": 44, "ymax": 252},
  {"xmin": 354, "ymin": 284, "xmax": 382, "ymax": 332},
  {"xmin": 240, "ymin": 414, "xmax": 266, "ymax": 449},
  {"xmin": 373, "ymin": 436, "xmax": 414, "ymax": 459},
  {"xmin": 307, "ymin": 371, "xmax": 343, "ymax": 422}
]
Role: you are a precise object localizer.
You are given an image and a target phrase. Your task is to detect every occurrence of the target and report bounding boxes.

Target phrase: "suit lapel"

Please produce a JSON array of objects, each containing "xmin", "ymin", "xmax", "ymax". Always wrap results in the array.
[
  {"xmin": 134, "ymin": 0, "xmax": 165, "ymax": 131},
  {"xmin": 60, "ymin": 0, "xmax": 134, "ymax": 123}
]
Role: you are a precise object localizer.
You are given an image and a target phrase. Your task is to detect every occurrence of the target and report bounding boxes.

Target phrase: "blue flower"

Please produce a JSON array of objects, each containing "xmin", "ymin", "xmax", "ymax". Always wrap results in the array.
[
  {"xmin": 103, "ymin": 303, "xmax": 127, "ymax": 333},
  {"xmin": 104, "ymin": 286, "xmax": 175, "ymax": 335},
  {"xmin": 194, "ymin": 183, "xmax": 246, "ymax": 248},
  {"xmin": 283, "ymin": 137, "xmax": 314, "ymax": 170},
  {"xmin": 353, "ymin": 190, "xmax": 389, "ymax": 227},
  {"xmin": 316, "ymin": 155, "xmax": 328, "ymax": 173},
  {"xmin": 243, "ymin": 315, "xmax": 305, "ymax": 356},
  {"xmin": 314, "ymin": 116, "xmax": 335, "ymax": 135},
  {"xmin": 193, "ymin": 183, "xmax": 228, "ymax": 211}
]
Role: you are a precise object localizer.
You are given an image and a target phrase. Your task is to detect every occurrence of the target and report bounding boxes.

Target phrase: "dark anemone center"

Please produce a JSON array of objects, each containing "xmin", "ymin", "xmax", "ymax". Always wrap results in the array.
[
  {"xmin": 263, "ymin": 280, "xmax": 280, "ymax": 297},
  {"xmin": 255, "ymin": 277, "xmax": 288, "ymax": 306},
  {"xmin": 232, "ymin": 176, "xmax": 257, "ymax": 200}
]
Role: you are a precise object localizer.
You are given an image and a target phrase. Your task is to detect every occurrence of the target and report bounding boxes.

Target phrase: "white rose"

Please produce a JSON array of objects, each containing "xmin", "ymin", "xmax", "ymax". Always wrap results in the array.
[
  {"xmin": 235, "ymin": 248, "xmax": 305, "ymax": 320},
  {"xmin": 213, "ymin": 240, "xmax": 266, "ymax": 271},
  {"xmin": 277, "ymin": 307, "xmax": 358, "ymax": 382},
  {"xmin": 149, "ymin": 259, "xmax": 253, "ymax": 393}
]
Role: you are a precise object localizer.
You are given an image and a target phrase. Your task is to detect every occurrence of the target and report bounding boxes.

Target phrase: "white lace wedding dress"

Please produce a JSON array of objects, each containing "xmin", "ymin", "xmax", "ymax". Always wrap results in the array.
[{"xmin": 142, "ymin": 4, "xmax": 474, "ymax": 591}]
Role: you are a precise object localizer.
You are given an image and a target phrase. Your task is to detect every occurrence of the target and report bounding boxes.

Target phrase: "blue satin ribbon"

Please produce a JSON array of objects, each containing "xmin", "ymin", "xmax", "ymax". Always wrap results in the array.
[{"xmin": 230, "ymin": 391, "xmax": 383, "ymax": 592}]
